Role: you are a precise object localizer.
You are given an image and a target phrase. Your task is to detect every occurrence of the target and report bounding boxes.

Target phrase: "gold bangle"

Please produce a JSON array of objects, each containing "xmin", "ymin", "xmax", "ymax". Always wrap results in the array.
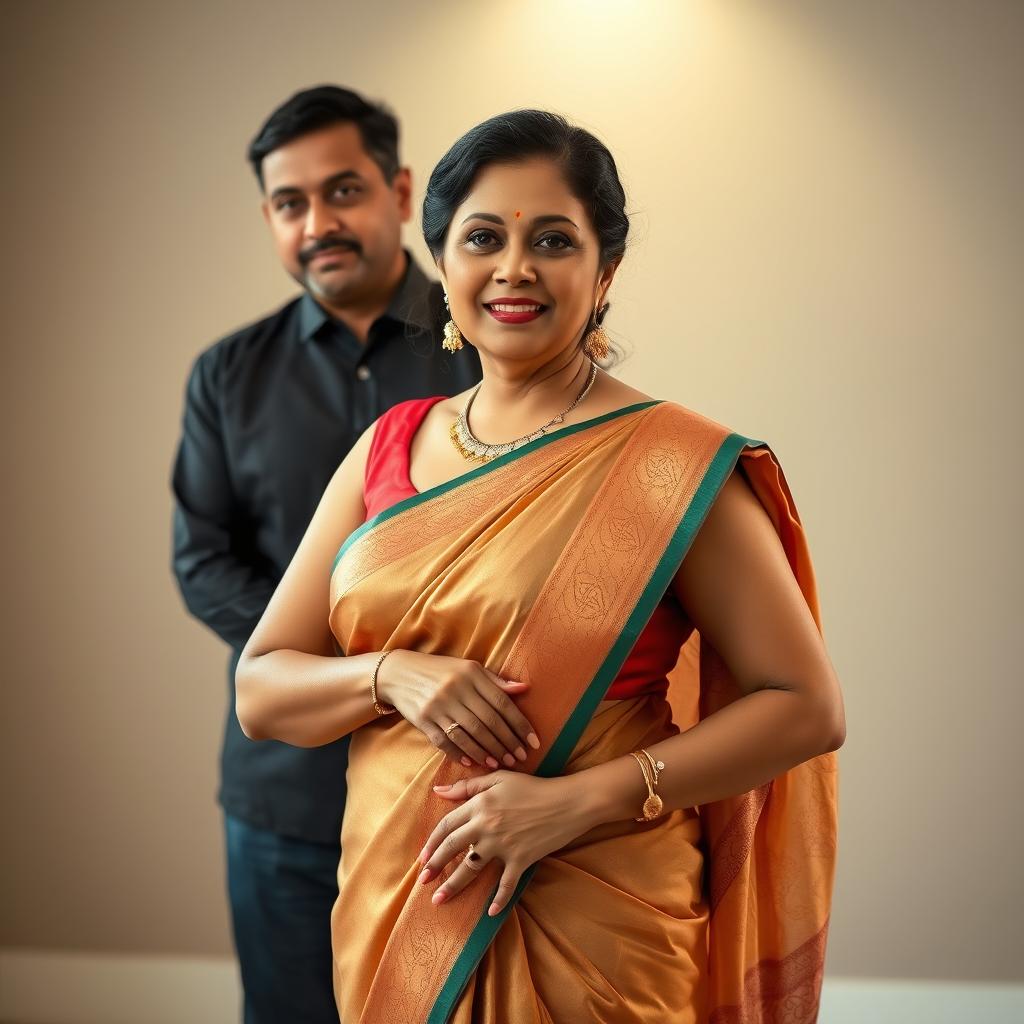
[
  {"xmin": 370, "ymin": 650, "xmax": 397, "ymax": 716},
  {"xmin": 629, "ymin": 751, "xmax": 654, "ymax": 821},
  {"xmin": 639, "ymin": 747, "xmax": 664, "ymax": 788},
  {"xmin": 630, "ymin": 748, "xmax": 665, "ymax": 821}
]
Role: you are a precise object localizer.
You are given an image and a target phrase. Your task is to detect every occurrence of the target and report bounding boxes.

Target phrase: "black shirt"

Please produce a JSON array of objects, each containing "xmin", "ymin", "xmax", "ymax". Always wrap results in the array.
[{"xmin": 171, "ymin": 252, "xmax": 482, "ymax": 843}]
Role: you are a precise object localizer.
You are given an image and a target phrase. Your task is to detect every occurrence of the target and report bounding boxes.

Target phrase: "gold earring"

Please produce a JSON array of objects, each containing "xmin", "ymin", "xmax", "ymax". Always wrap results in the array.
[
  {"xmin": 441, "ymin": 290, "xmax": 464, "ymax": 352},
  {"xmin": 583, "ymin": 322, "xmax": 610, "ymax": 361},
  {"xmin": 442, "ymin": 319, "xmax": 464, "ymax": 352}
]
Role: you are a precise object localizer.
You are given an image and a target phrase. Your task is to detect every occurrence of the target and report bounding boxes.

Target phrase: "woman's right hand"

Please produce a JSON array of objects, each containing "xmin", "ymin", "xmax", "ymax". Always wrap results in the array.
[{"xmin": 374, "ymin": 651, "xmax": 540, "ymax": 769}]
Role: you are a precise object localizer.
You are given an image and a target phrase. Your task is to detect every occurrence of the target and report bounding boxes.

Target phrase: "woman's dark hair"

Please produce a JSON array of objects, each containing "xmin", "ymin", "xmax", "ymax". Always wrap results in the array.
[
  {"xmin": 247, "ymin": 85, "xmax": 400, "ymax": 191},
  {"xmin": 422, "ymin": 109, "xmax": 629, "ymax": 271}
]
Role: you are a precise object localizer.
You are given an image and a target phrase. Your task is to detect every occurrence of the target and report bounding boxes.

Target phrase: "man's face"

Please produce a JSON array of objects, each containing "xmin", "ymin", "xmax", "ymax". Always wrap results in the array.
[{"xmin": 260, "ymin": 122, "xmax": 411, "ymax": 305}]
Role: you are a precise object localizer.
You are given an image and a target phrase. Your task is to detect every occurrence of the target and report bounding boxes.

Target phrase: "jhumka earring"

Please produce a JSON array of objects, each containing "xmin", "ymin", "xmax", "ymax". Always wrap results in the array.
[
  {"xmin": 442, "ymin": 292, "xmax": 464, "ymax": 352},
  {"xmin": 583, "ymin": 308, "xmax": 610, "ymax": 361}
]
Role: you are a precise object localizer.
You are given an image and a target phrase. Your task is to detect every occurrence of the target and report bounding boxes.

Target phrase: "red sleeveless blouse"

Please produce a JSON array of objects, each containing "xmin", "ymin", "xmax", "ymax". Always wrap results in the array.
[{"xmin": 362, "ymin": 398, "xmax": 692, "ymax": 700}]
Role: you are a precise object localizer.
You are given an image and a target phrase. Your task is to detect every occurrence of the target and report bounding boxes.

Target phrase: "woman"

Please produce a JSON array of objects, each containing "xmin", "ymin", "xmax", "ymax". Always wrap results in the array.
[{"xmin": 236, "ymin": 110, "xmax": 844, "ymax": 1024}]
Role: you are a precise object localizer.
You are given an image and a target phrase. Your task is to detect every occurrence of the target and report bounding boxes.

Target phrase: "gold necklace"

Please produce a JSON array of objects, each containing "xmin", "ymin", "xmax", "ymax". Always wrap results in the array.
[{"xmin": 449, "ymin": 361, "xmax": 598, "ymax": 463}]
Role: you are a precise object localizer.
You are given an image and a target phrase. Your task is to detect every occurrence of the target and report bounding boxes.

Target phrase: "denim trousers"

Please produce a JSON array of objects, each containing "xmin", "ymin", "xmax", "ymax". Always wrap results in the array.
[{"xmin": 224, "ymin": 814, "xmax": 341, "ymax": 1024}]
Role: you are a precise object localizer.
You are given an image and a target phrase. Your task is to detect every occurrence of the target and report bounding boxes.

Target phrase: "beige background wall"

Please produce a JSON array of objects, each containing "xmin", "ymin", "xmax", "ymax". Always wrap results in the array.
[{"xmin": 1, "ymin": 0, "xmax": 1020, "ymax": 989}]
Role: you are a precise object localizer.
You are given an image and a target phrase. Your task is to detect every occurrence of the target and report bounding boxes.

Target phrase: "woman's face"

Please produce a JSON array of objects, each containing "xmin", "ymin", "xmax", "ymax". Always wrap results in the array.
[{"xmin": 439, "ymin": 158, "xmax": 617, "ymax": 366}]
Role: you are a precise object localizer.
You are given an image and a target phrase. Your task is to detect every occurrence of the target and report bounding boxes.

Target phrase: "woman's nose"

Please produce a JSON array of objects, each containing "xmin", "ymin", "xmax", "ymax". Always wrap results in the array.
[{"xmin": 493, "ymin": 242, "xmax": 537, "ymax": 285}]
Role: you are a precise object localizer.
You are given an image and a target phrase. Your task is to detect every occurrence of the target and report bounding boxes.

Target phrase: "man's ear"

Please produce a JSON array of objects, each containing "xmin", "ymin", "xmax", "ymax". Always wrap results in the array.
[
  {"xmin": 260, "ymin": 198, "xmax": 271, "ymax": 226},
  {"xmin": 393, "ymin": 167, "xmax": 413, "ymax": 222}
]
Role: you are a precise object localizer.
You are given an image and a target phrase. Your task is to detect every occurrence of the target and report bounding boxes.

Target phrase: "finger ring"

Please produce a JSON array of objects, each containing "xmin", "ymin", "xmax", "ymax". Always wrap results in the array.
[
  {"xmin": 444, "ymin": 722, "xmax": 462, "ymax": 738},
  {"xmin": 463, "ymin": 843, "xmax": 484, "ymax": 872}
]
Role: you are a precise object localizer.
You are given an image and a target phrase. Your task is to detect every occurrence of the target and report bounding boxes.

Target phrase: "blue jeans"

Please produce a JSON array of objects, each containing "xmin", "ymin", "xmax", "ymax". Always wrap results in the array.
[{"xmin": 224, "ymin": 815, "xmax": 341, "ymax": 1024}]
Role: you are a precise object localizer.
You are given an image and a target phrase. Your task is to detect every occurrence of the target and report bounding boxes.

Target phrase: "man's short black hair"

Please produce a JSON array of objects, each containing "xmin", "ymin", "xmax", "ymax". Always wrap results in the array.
[{"xmin": 247, "ymin": 85, "xmax": 400, "ymax": 191}]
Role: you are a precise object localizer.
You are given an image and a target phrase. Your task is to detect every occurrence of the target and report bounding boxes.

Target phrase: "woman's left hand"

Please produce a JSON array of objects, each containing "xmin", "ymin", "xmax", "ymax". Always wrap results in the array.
[{"xmin": 417, "ymin": 770, "xmax": 592, "ymax": 917}]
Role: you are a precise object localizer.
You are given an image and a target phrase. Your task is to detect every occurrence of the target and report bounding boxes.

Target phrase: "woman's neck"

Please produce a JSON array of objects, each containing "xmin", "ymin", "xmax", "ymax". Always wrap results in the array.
[{"xmin": 467, "ymin": 351, "xmax": 597, "ymax": 445}]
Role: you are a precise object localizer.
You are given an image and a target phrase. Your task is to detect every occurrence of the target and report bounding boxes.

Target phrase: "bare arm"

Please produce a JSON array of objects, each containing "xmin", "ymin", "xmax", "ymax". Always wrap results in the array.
[
  {"xmin": 235, "ymin": 421, "xmax": 539, "ymax": 764},
  {"xmin": 573, "ymin": 464, "xmax": 846, "ymax": 827},
  {"xmin": 234, "ymin": 424, "xmax": 380, "ymax": 746}
]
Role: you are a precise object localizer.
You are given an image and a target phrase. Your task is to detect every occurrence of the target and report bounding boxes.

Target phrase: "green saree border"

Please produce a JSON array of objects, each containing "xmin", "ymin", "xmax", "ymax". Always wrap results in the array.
[
  {"xmin": 331, "ymin": 400, "xmax": 661, "ymax": 575},
  {"xmin": 426, "ymin": 429, "xmax": 766, "ymax": 1024}
]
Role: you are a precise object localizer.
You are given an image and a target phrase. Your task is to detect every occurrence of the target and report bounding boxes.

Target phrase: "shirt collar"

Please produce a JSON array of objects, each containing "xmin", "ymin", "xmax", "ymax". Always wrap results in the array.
[{"xmin": 297, "ymin": 250, "xmax": 438, "ymax": 343}]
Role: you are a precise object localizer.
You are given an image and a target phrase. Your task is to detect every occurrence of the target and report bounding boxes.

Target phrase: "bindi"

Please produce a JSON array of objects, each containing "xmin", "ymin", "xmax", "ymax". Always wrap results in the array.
[{"xmin": 514, "ymin": 210, "xmax": 522, "ymax": 219}]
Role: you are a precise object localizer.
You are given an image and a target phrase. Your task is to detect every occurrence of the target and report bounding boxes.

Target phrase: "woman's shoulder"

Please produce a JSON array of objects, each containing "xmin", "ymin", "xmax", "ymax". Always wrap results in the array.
[
  {"xmin": 379, "ymin": 395, "xmax": 449, "ymax": 423},
  {"xmin": 370, "ymin": 396, "xmax": 448, "ymax": 445},
  {"xmin": 583, "ymin": 378, "xmax": 757, "ymax": 448},
  {"xmin": 647, "ymin": 398, "xmax": 761, "ymax": 448}
]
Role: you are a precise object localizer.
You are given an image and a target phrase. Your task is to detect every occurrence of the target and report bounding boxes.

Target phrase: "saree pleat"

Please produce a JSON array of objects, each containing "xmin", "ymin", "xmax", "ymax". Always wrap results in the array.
[{"xmin": 328, "ymin": 401, "xmax": 837, "ymax": 1023}]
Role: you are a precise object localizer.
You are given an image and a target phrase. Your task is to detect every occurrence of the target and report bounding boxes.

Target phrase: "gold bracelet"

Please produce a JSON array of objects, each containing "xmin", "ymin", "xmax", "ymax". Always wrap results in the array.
[
  {"xmin": 370, "ymin": 650, "xmax": 397, "ymax": 716},
  {"xmin": 630, "ymin": 748, "xmax": 665, "ymax": 821}
]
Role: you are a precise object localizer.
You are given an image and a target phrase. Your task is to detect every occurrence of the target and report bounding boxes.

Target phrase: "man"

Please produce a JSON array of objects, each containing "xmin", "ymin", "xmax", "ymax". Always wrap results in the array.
[{"xmin": 171, "ymin": 85, "xmax": 481, "ymax": 1023}]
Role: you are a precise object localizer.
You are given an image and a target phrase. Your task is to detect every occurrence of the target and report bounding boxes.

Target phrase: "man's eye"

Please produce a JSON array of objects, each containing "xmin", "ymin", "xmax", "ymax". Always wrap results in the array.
[{"xmin": 332, "ymin": 186, "xmax": 360, "ymax": 200}]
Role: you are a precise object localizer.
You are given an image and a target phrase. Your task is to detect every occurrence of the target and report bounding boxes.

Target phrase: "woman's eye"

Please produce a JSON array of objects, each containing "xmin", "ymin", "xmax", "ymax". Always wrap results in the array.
[
  {"xmin": 537, "ymin": 234, "xmax": 572, "ymax": 250},
  {"xmin": 466, "ymin": 230, "xmax": 499, "ymax": 248}
]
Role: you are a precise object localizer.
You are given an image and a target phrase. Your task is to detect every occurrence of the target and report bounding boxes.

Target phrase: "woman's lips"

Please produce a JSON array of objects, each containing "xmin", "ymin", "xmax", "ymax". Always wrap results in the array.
[{"xmin": 483, "ymin": 302, "xmax": 547, "ymax": 324}]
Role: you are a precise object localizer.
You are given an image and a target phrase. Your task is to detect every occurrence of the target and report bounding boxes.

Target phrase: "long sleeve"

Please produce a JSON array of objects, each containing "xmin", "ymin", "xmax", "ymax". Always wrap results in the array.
[{"xmin": 171, "ymin": 347, "xmax": 276, "ymax": 651}]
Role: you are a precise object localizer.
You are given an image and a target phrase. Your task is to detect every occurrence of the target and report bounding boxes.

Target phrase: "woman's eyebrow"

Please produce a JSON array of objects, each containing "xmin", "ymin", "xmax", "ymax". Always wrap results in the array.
[
  {"xmin": 533, "ymin": 214, "xmax": 579, "ymax": 229},
  {"xmin": 459, "ymin": 212, "xmax": 580, "ymax": 228},
  {"xmin": 460, "ymin": 213, "xmax": 504, "ymax": 226}
]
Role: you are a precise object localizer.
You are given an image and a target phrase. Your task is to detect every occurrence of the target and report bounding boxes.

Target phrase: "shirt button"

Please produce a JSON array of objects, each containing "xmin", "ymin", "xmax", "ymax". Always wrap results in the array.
[{"xmin": 356, "ymin": 365, "xmax": 371, "ymax": 382}]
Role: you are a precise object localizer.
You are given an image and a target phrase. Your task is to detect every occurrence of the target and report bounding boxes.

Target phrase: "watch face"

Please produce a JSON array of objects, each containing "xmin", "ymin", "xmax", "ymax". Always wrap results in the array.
[{"xmin": 643, "ymin": 794, "xmax": 664, "ymax": 819}]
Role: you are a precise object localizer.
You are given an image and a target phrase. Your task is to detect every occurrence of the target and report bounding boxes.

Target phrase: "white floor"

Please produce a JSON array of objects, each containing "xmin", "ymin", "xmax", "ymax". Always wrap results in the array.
[{"xmin": 1, "ymin": 949, "xmax": 1022, "ymax": 1024}]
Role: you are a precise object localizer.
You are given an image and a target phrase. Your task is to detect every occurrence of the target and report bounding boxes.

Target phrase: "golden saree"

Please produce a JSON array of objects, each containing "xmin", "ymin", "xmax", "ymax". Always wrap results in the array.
[{"xmin": 328, "ymin": 400, "xmax": 838, "ymax": 1023}]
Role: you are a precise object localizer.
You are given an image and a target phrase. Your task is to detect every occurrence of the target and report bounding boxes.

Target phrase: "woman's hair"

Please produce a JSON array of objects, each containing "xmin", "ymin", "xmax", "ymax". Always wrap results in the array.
[
  {"xmin": 422, "ymin": 109, "xmax": 629, "ymax": 271},
  {"xmin": 247, "ymin": 84, "xmax": 399, "ymax": 192}
]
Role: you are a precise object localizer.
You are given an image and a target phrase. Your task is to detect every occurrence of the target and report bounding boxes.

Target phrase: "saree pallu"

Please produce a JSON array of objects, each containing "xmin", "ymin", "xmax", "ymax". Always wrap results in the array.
[{"xmin": 328, "ymin": 400, "xmax": 838, "ymax": 1024}]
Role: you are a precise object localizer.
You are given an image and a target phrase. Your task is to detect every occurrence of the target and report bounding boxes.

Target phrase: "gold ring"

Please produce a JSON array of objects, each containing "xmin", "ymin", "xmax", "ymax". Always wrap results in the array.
[
  {"xmin": 463, "ymin": 843, "xmax": 484, "ymax": 871},
  {"xmin": 444, "ymin": 722, "xmax": 462, "ymax": 738}
]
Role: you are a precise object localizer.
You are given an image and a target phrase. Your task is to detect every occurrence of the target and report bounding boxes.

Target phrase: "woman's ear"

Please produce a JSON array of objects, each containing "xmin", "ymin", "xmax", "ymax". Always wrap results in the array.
[{"xmin": 596, "ymin": 259, "xmax": 621, "ymax": 309}]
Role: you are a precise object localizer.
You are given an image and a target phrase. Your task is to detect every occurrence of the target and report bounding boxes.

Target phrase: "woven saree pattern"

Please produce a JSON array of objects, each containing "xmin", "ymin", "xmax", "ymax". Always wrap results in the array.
[{"xmin": 327, "ymin": 402, "xmax": 837, "ymax": 1023}]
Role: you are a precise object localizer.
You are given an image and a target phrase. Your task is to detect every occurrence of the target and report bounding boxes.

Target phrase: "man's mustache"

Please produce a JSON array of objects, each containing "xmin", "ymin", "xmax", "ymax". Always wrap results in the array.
[{"xmin": 300, "ymin": 237, "xmax": 362, "ymax": 265}]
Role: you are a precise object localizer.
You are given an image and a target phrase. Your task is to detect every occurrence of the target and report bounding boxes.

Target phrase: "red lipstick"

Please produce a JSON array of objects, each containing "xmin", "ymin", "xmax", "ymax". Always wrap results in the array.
[{"xmin": 483, "ymin": 297, "xmax": 548, "ymax": 325}]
